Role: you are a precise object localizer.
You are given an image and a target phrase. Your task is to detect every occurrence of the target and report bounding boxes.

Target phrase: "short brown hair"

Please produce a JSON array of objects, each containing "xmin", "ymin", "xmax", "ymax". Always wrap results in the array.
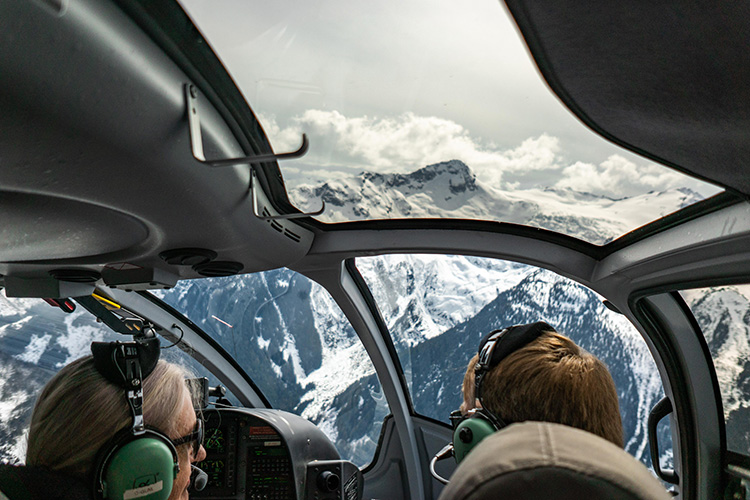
[{"xmin": 467, "ymin": 330, "xmax": 623, "ymax": 447}]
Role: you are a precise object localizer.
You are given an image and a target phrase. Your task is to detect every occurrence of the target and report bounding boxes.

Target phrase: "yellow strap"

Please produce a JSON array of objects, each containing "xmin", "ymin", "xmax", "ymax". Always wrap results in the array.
[{"xmin": 92, "ymin": 292, "xmax": 121, "ymax": 309}]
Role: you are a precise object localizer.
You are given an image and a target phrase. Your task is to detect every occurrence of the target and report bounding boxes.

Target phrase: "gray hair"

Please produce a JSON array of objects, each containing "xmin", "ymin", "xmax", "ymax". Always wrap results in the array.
[{"xmin": 26, "ymin": 356, "xmax": 190, "ymax": 478}]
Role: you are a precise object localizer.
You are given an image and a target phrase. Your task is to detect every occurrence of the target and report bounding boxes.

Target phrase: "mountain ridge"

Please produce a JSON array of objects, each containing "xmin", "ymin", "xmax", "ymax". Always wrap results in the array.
[{"xmin": 290, "ymin": 160, "xmax": 704, "ymax": 244}]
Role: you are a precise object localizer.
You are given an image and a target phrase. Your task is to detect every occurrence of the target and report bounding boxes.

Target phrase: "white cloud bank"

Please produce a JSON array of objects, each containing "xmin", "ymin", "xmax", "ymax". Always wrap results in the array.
[
  {"xmin": 262, "ymin": 110, "xmax": 720, "ymax": 198},
  {"xmin": 555, "ymin": 155, "xmax": 704, "ymax": 199}
]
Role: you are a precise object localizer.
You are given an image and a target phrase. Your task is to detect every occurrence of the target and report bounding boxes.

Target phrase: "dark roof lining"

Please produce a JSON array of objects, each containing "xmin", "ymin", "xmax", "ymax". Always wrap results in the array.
[
  {"xmin": 504, "ymin": 0, "xmax": 750, "ymax": 195},
  {"xmin": 113, "ymin": 0, "xmax": 299, "ymax": 214},
  {"xmin": 312, "ymin": 218, "xmax": 601, "ymax": 257}
]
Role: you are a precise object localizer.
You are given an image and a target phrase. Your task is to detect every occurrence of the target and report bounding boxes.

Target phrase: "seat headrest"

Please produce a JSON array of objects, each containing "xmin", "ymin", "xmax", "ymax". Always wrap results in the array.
[
  {"xmin": 438, "ymin": 421, "xmax": 671, "ymax": 500},
  {"xmin": 0, "ymin": 464, "xmax": 93, "ymax": 500}
]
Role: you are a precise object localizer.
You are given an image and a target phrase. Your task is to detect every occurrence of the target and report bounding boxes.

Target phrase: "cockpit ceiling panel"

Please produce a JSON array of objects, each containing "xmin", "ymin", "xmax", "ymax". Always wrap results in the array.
[
  {"xmin": 0, "ymin": 192, "xmax": 148, "ymax": 263},
  {"xmin": 504, "ymin": 0, "xmax": 750, "ymax": 195}
]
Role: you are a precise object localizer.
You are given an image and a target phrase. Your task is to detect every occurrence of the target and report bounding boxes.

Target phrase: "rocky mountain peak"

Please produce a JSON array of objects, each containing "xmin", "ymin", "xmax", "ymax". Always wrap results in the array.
[{"xmin": 362, "ymin": 159, "xmax": 477, "ymax": 193}]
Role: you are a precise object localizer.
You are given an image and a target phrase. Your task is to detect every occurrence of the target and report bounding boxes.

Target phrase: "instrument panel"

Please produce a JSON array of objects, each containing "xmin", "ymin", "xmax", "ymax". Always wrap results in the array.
[
  {"xmin": 194, "ymin": 408, "xmax": 362, "ymax": 500},
  {"xmin": 199, "ymin": 421, "xmax": 238, "ymax": 496}
]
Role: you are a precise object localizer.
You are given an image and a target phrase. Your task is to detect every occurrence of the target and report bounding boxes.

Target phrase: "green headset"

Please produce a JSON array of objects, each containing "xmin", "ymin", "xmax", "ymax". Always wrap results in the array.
[
  {"xmin": 90, "ymin": 332, "xmax": 180, "ymax": 500},
  {"xmin": 451, "ymin": 321, "xmax": 553, "ymax": 462}
]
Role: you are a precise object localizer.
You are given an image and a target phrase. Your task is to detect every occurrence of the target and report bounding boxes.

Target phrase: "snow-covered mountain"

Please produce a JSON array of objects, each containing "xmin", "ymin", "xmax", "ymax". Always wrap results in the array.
[
  {"xmin": 386, "ymin": 265, "xmax": 667, "ymax": 466},
  {"xmin": 356, "ymin": 254, "xmax": 533, "ymax": 347},
  {"xmin": 290, "ymin": 160, "xmax": 704, "ymax": 244},
  {"xmin": 153, "ymin": 257, "xmax": 670, "ymax": 467},
  {"xmin": 152, "ymin": 270, "xmax": 386, "ymax": 463}
]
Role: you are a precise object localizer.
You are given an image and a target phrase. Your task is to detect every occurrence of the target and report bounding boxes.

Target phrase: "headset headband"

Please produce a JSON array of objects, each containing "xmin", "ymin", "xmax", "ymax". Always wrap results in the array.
[
  {"xmin": 91, "ymin": 336, "xmax": 160, "ymax": 388},
  {"xmin": 92, "ymin": 335, "xmax": 160, "ymax": 434},
  {"xmin": 474, "ymin": 321, "xmax": 554, "ymax": 416}
]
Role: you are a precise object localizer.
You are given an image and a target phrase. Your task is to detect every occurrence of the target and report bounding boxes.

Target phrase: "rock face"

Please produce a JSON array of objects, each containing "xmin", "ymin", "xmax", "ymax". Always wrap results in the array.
[
  {"xmin": 356, "ymin": 255, "xmax": 674, "ymax": 466},
  {"xmin": 0, "ymin": 297, "xmax": 121, "ymax": 463}
]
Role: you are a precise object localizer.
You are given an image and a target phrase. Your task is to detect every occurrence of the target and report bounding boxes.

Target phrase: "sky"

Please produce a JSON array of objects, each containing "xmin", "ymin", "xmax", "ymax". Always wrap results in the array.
[{"xmin": 179, "ymin": 0, "xmax": 721, "ymax": 199}]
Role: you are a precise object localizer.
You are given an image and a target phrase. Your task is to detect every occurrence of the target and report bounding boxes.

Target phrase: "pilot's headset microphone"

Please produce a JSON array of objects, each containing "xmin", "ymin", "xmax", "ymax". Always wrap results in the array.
[
  {"xmin": 90, "ymin": 328, "xmax": 208, "ymax": 500},
  {"xmin": 430, "ymin": 321, "xmax": 552, "ymax": 485}
]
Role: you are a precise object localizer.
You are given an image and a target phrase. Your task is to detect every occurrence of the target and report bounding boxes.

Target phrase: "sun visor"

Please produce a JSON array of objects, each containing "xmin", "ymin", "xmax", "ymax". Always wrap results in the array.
[{"xmin": 504, "ymin": 1, "xmax": 750, "ymax": 195}]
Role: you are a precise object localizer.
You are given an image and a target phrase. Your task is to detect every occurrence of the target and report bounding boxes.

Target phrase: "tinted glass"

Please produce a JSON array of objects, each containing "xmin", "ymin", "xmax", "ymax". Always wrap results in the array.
[
  {"xmin": 357, "ymin": 254, "xmax": 670, "ymax": 469},
  {"xmin": 681, "ymin": 285, "xmax": 750, "ymax": 455},
  {"xmin": 155, "ymin": 269, "xmax": 388, "ymax": 466},
  {"xmin": 178, "ymin": 0, "xmax": 721, "ymax": 244}
]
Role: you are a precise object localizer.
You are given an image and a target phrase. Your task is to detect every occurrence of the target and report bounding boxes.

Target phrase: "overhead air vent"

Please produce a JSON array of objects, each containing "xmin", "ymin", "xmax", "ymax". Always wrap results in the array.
[
  {"xmin": 284, "ymin": 229, "xmax": 302, "ymax": 243},
  {"xmin": 193, "ymin": 261, "xmax": 243, "ymax": 277},
  {"xmin": 261, "ymin": 207, "xmax": 304, "ymax": 244},
  {"xmin": 49, "ymin": 269, "xmax": 101, "ymax": 283},
  {"xmin": 159, "ymin": 248, "xmax": 217, "ymax": 266}
]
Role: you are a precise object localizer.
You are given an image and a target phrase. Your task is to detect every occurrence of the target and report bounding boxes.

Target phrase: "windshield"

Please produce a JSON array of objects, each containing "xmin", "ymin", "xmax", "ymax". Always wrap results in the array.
[
  {"xmin": 0, "ymin": 291, "xmax": 223, "ymax": 464},
  {"xmin": 356, "ymin": 254, "xmax": 671, "ymax": 471},
  {"xmin": 154, "ymin": 269, "xmax": 388, "ymax": 467},
  {"xmin": 177, "ymin": 0, "xmax": 721, "ymax": 244}
]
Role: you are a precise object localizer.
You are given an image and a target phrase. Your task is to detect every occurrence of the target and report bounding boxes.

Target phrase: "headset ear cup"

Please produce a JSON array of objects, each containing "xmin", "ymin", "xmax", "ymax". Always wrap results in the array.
[
  {"xmin": 452, "ymin": 415, "xmax": 498, "ymax": 464},
  {"xmin": 96, "ymin": 429, "xmax": 179, "ymax": 500}
]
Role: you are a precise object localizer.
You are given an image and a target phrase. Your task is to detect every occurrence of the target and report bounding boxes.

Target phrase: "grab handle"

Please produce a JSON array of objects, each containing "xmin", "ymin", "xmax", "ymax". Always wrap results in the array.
[{"xmin": 648, "ymin": 397, "xmax": 679, "ymax": 484}]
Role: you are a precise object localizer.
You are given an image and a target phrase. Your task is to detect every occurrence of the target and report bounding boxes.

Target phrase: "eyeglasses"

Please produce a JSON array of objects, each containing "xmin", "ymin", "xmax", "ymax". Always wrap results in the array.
[{"xmin": 172, "ymin": 417, "xmax": 204, "ymax": 457}]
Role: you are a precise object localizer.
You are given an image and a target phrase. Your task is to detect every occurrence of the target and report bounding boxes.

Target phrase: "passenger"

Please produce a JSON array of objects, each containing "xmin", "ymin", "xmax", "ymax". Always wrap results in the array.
[
  {"xmin": 459, "ymin": 322, "xmax": 623, "ymax": 447},
  {"xmin": 22, "ymin": 355, "xmax": 206, "ymax": 500}
]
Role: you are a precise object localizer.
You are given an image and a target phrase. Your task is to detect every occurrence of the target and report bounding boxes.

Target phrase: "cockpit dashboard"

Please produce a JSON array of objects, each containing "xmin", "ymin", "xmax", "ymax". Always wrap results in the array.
[{"xmin": 193, "ymin": 408, "xmax": 362, "ymax": 500}]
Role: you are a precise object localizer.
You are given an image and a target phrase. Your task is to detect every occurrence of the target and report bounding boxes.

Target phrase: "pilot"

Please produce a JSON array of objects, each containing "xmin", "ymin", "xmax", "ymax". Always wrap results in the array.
[
  {"xmin": 23, "ymin": 355, "xmax": 207, "ymax": 500},
  {"xmin": 458, "ymin": 321, "xmax": 623, "ymax": 447}
]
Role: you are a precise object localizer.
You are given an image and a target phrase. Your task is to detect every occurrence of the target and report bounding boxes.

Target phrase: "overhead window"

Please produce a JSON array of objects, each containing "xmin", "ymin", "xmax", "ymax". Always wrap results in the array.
[
  {"xmin": 681, "ymin": 285, "xmax": 750, "ymax": 456},
  {"xmin": 156, "ymin": 269, "xmax": 388, "ymax": 467},
  {"xmin": 177, "ymin": 0, "xmax": 722, "ymax": 244},
  {"xmin": 356, "ymin": 254, "xmax": 670, "ymax": 470}
]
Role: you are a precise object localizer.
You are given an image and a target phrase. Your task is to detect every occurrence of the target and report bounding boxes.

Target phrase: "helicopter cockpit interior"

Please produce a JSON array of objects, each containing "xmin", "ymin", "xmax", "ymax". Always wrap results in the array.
[{"xmin": 1, "ymin": 0, "xmax": 750, "ymax": 499}]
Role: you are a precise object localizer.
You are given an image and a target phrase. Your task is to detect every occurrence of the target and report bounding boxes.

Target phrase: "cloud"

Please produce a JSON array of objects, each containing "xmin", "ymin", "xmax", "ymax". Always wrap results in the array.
[
  {"xmin": 261, "ymin": 110, "xmax": 719, "ymax": 197},
  {"xmin": 554, "ymin": 155, "xmax": 692, "ymax": 198},
  {"xmin": 261, "ymin": 110, "xmax": 562, "ymax": 186}
]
